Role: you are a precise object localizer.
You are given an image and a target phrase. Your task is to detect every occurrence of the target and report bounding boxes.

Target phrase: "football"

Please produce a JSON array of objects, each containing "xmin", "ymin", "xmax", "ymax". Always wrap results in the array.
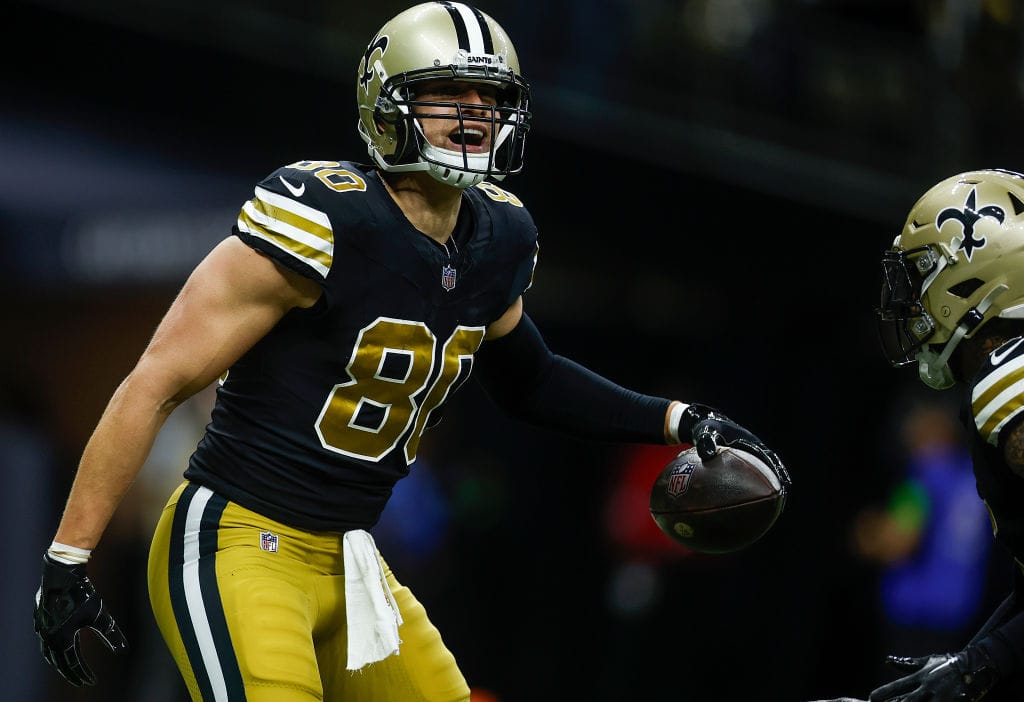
[{"xmin": 648, "ymin": 446, "xmax": 786, "ymax": 554}]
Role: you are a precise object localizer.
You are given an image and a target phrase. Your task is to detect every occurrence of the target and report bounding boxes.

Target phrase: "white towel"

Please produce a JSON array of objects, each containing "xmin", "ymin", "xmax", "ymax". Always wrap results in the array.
[{"xmin": 343, "ymin": 530, "xmax": 403, "ymax": 671}]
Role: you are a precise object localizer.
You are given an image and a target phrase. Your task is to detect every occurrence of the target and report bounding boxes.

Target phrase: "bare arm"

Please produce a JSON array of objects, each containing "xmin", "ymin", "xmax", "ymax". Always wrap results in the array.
[
  {"xmin": 53, "ymin": 237, "xmax": 321, "ymax": 549},
  {"xmin": 484, "ymin": 295, "xmax": 523, "ymax": 340}
]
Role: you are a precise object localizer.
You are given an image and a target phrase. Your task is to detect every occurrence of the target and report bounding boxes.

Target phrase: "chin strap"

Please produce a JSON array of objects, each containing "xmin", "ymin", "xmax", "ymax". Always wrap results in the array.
[{"xmin": 918, "ymin": 283, "xmax": 1009, "ymax": 388}]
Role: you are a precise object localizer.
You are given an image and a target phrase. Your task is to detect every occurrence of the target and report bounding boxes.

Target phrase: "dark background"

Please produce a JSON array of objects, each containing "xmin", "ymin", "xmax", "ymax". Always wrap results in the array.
[{"xmin": 3, "ymin": 1, "xmax": 1023, "ymax": 700}]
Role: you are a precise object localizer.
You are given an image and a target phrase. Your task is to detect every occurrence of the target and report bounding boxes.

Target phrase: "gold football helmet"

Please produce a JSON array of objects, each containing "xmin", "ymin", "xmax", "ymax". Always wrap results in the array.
[
  {"xmin": 356, "ymin": 1, "xmax": 531, "ymax": 188},
  {"xmin": 878, "ymin": 169, "xmax": 1024, "ymax": 388}
]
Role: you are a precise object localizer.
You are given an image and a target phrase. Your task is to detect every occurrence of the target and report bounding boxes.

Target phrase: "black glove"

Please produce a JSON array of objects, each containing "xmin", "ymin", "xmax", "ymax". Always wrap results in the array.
[
  {"xmin": 869, "ymin": 648, "xmax": 999, "ymax": 702},
  {"xmin": 678, "ymin": 403, "xmax": 791, "ymax": 487},
  {"xmin": 34, "ymin": 553, "xmax": 128, "ymax": 686}
]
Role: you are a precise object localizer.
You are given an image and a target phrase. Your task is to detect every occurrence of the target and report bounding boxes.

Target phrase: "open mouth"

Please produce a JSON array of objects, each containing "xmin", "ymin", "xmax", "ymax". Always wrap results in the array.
[{"xmin": 447, "ymin": 126, "xmax": 488, "ymax": 152}]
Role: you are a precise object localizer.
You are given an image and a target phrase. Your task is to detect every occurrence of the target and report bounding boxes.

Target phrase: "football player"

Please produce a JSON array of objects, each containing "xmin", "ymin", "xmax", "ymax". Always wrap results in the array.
[
  {"xmin": 816, "ymin": 169, "xmax": 1024, "ymax": 702},
  {"xmin": 32, "ymin": 2, "xmax": 787, "ymax": 700}
]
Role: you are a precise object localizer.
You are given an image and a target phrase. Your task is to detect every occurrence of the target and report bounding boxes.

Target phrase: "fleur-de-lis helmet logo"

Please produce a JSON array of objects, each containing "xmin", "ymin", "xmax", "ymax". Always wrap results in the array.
[
  {"xmin": 359, "ymin": 35, "xmax": 389, "ymax": 94},
  {"xmin": 936, "ymin": 187, "xmax": 1005, "ymax": 260}
]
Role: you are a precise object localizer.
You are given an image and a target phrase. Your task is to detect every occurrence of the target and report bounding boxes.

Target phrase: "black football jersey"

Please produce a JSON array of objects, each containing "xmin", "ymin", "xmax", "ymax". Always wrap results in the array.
[
  {"xmin": 965, "ymin": 336, "xmax": 1024, "ymax": 565},
  {"xmin": 184, "ymin": 161, "xmax": 538, "ymax": 531}
]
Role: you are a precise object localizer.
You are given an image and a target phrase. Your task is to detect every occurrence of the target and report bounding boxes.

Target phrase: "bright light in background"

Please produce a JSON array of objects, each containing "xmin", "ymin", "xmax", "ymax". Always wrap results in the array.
[{"xmin": 61, "ymin": 208, "xmax": 236, "ymax": 283}]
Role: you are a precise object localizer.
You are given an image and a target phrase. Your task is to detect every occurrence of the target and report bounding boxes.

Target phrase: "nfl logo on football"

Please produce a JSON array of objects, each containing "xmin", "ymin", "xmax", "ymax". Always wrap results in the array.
[
  {"xmin": 260, "ymin": 531, "xmax": 279, "ymax": 553},
  {"xmin": 667, "ymin": 462, "xmax": 696, "ymax": 498}
]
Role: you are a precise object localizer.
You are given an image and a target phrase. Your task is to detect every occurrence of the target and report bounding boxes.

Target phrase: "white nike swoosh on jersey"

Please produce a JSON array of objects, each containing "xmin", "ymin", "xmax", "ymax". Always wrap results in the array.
[
  {"xmin": 991, "ymin": 338, "xmax": 1024, "ymax": 365},
  {"xmin": 279, "ymin": 176, "xmax": 305, "ymax": 197}
]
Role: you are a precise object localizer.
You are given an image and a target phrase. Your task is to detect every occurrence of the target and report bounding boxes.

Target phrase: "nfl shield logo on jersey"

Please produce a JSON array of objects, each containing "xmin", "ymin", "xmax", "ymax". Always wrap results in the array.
[
  {"xmin": 260, "ymin": 531, "xmax": 279, "ymax": 553},
  {"xmin": 667, "ymin": 461, "xmax": 696, "ymax": 497},
  {"xmin": 441, "ymin": 265, "xmax": 457, "ymax": 291}
]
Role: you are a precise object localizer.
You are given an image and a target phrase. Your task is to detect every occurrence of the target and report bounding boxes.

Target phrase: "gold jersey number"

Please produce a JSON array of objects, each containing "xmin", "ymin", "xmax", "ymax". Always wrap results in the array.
[{"xmin": 315, "ymin": 317, "xmax": 484, "ymax": 463}]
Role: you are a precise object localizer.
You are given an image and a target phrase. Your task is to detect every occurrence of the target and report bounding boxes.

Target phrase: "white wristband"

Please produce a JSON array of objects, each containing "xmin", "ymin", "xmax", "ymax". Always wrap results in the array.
[
  {"xmin": 48, "ymin": 541, "xmax": 92, "ymax": 565},
  {"xmin": 668, "ymin": 402, "xmax": 689, "ymax": 443}
]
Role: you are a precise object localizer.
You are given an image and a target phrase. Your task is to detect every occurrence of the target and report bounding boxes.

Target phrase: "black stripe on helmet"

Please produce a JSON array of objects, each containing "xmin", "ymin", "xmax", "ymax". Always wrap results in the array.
[
  {"xmin": 467, "ymin": 5, "xmax": 494, "ymax": 54},
  {"xmin": 437, "ymin": 1, "xmax": 471, "ymax": 52}
]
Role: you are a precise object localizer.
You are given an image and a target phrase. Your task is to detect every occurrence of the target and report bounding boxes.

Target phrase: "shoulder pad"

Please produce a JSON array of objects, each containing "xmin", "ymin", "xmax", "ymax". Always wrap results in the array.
[
  {"xmin": 474, "ymin": 181, "xmax": 526, "ymax": 208},
  {"xmin": 466, "ymin": 180, "xmax": 536, "ymax": 240},
  {"xmin": 235, "ymin": 162, "xmax": 372, "ymax": 279},
  {"xmin": 972, "ymin": 337, "xmax": 1024, "ymax": 445}
]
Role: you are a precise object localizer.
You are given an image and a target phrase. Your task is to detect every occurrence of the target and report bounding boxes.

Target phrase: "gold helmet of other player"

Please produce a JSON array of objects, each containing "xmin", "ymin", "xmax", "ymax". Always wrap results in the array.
[
  {"xmin": 356, "ymin": 1, "xmax": 531, "ymax": 189},
  {"xmin": 878, "ymin": 169, "xmax": 1024, "ymax": 389}
]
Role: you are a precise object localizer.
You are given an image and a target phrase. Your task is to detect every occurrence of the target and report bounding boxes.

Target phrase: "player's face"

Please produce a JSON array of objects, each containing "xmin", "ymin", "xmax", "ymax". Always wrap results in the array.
[{"xmin": 412, "ymin": 80, "xmax": 499, "ymax": 154}]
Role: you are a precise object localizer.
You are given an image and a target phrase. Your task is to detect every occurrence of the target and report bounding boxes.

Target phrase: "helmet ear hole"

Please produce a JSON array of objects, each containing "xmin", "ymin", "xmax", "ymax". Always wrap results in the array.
[
  {"xmin": 391, "ymin": 120, "xmax": 410, "ymax": 163},
  {"xmin": 371, "ymin": 98, "xmax": 412, "ymax": 165},
  {"xmin": 949, "ymin": 278, "xmax": 985, "ymax": 299}
]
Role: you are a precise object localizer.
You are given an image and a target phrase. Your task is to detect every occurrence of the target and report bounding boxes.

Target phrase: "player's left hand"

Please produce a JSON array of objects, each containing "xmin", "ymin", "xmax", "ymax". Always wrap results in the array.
[
  {"xmin": 34, "ymin": 553, "xmax": 128, "ymax": 686},
  {"xmin": 678, "ymin": 403, "xmax": 791, "ymax": 488},
  {"xmin": 869, "ymin": 649, "xmax": 998, "ymax": 702}
]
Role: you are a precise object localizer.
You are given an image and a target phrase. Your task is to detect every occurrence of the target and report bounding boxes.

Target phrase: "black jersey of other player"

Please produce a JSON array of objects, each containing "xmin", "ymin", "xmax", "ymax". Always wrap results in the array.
[
  {"xmin": 185, "ymin": 161, "xmax": 538, "ymax": 532},
  {"xmin": 965, "ymin": 335, "xmax": 1024, "ymax": 565}
]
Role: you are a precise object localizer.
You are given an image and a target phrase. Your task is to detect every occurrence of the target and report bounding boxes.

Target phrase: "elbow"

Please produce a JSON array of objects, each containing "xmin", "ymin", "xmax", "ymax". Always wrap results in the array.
[
  {"xmin": 118, "ymin": 366, "xmax": 190, "ymax": 420},
  {"xmin": 480, "ymin": 381, "xmax": 535, "ymax": 421}
]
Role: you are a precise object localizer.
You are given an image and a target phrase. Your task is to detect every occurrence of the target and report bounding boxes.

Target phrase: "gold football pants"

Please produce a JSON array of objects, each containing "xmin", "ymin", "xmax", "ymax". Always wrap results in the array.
[{"xmin": 148, "ymin": 481, "xmax": 471, "ymax": 702}]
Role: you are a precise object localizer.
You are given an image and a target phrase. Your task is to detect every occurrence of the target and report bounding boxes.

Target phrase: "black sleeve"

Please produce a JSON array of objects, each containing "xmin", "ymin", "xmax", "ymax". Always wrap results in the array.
[
  {"xmin": 474, "ymin": 313, "xmax": 672, "ymax": 443},
  {"xmin": 968, "ymin": 585, "xmax": 1024, "ymax": 677}
]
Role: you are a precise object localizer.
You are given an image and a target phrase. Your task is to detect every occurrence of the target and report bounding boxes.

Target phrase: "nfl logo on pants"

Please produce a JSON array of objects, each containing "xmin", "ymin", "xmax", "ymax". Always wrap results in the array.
[{"xmin": 260, "ymin": 531, "xmax": 279, "ymax": 553}]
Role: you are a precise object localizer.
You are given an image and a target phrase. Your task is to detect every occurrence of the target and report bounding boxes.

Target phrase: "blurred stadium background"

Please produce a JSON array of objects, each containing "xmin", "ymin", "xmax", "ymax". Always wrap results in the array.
[{"xmin": 4, "ymin": 0, "xmax": 1023, "ymax": 700}]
